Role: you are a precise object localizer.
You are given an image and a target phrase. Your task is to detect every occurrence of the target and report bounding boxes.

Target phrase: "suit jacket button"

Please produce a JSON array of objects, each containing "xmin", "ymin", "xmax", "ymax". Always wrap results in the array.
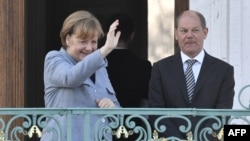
[{"xmin": 94, "ymin": 89, "xmax": 98, "ymax": 93}]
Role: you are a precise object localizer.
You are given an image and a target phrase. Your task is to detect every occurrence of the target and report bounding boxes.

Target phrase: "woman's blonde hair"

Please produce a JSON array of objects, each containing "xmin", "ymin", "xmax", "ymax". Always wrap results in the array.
[{"xmin": 60, "ymin": 10, "xmax": 104, "ymax": 48}]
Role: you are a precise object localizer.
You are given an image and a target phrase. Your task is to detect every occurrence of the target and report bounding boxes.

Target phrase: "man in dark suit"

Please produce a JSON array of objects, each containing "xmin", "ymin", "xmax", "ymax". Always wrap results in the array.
[
  {"xmin": 106, "ymin": 12, "xmax": 152, "ymax": 108},
  {"xmin": 148, "ymin": 10, "xmax": 235, "ymax": 141},
  {"xmin": 106, "ymin": 13, "xmax": 152, "ymax": 140}
]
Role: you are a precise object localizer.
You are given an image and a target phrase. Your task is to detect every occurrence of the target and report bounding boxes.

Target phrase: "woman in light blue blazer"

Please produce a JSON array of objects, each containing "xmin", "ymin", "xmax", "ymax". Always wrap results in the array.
[{"xmin": 40, "ymin": 10, "xmax": 121, "ymax": 141}]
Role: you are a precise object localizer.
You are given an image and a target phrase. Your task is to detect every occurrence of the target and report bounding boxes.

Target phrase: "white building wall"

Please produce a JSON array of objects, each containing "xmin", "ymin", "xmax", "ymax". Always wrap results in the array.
[
  {"xmin": 148, "ymin": 0, "xmax": 175, "ymax": 64},
  {"xmin": 190, "ymin": 0, "xmax": 250, "ymax": 110}
]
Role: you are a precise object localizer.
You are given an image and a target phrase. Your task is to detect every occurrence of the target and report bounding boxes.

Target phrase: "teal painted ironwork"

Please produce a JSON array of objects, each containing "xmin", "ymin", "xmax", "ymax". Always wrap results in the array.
[
  {"xmin": 238, "ymin": 84, "xmax": 250, "ymax": 110},
  {"xmin": 0, "ymin": 108, "xmax": 249, "ymax": 141},
  {"xmin": 0, "ymin": 85, "xmax": 249, "ymax": 141}
]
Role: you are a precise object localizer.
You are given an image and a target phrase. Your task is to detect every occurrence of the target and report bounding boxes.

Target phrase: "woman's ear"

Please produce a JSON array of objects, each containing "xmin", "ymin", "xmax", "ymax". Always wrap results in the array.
[{"xmin": 66, "ymin": 35, "xmax": 70, "ymax": 45}]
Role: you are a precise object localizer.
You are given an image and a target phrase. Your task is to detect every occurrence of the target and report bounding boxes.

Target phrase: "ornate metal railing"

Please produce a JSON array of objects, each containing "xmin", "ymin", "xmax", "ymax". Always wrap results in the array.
[
  {"xmin": 0, "ymin": 85, "xmax": 249, "ymax": 141},
  {"xmin": 0, "ymin": 108, "xmax": 249, "ymax": 141}
]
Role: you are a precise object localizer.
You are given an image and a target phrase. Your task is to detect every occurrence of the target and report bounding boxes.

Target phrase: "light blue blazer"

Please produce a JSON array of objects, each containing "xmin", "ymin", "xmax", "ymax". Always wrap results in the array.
[{"xmin": 40, "ymin": 48, "xmax": 120, "ymax": 141}]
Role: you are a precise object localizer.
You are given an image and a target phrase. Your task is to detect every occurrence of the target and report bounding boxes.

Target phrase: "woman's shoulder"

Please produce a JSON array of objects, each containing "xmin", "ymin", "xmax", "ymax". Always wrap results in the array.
[{"xmin": 45, "ymin": 48, "xmax": 69, "ymax": 59}]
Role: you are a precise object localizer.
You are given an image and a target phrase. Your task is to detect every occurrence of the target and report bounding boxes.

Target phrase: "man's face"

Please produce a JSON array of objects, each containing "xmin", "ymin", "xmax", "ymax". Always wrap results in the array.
[{"xmin": 175, "ymin": 11, "xmax": 208, "ymax": 58}]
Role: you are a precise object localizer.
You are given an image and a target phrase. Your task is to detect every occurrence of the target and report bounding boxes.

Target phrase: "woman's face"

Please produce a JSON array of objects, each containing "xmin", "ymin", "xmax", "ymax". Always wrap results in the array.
[{"xmin": 66, "ymin": 34, "xmax": 98, "ymax": 61}]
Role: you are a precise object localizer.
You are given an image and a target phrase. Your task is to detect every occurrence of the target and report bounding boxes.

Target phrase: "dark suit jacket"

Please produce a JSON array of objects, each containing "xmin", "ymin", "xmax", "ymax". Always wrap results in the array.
[
  {"xmin": 107, "ymin": 49, "xmax": 152, "ymax": 107},
  {"xmin": 107, "ymin": 49, "xmax": 152, "ymax": 141},
  {"xmin": 148, "ymin": 51, "xmax": 235, "ymax": 140}
]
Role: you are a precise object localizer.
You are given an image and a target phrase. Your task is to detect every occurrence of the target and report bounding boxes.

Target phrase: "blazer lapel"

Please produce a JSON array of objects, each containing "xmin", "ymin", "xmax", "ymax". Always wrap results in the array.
[
  {"xmin": 171, "ymin": 53, "xmax": 190, "ymax": 103},
  {"xmin": 193, "ymin": 53, "xmax": 215, "ymax": 99}
]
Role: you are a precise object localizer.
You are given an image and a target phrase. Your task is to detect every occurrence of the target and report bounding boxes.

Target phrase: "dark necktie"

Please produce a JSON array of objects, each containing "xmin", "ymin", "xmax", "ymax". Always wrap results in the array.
[
  {"xmin": 90, "ymin": 73, "xmax": 95, "ymax": 83},
  {"xmin": 185, "ymin": 59, "xmax": 196, "ymax": 103}
]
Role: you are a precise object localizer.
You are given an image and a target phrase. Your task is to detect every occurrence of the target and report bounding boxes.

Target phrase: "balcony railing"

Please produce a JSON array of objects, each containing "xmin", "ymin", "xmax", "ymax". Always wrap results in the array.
[
  {"xmin": 0, "ymin": 108, "xmax": 250, "ymax": 141},
  {"xmin": 0, "ymin": 85, "xmax": 249, "ymax": 141}
]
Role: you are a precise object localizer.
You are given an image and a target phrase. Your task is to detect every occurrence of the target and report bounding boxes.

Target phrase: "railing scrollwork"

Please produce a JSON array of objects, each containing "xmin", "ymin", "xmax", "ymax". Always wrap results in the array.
[
  {"xmin": 148, "ymin": 130, "xmax": 196, "ymax": 141},
  {"xmin": 212, "ymin": 128, "xmax": 224, "ymax": 141},
  {"xmin": 148, "ymin": 130, "xmax": 168, "ymax": 141},
  {"xmin": 0, "ymin": 108, "xmax": 249, "ymax": 141},
  {"xmin": 0, "ymin": 84, "xmax": 248, "ymax": 141},
  {"xmin": 0, "ymin": 130, "xmax": 15, "ymax": 141},
  {"xmin": 26, "ymin": 125, "xmax": 42, "ymax": 138},
  {"xmin": 112, "ymin": 125, "xmax": 133, "ymax": 139}
]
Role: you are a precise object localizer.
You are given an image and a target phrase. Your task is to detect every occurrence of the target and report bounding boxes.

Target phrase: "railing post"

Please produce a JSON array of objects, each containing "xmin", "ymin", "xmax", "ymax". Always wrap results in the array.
[
  {"xmin": 84, "ymin": 110, "xmax": 91, "ymax": 141},
  {"xmin": 66, "ymin": 110, "xmax": 72, "ymax": 141}
]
